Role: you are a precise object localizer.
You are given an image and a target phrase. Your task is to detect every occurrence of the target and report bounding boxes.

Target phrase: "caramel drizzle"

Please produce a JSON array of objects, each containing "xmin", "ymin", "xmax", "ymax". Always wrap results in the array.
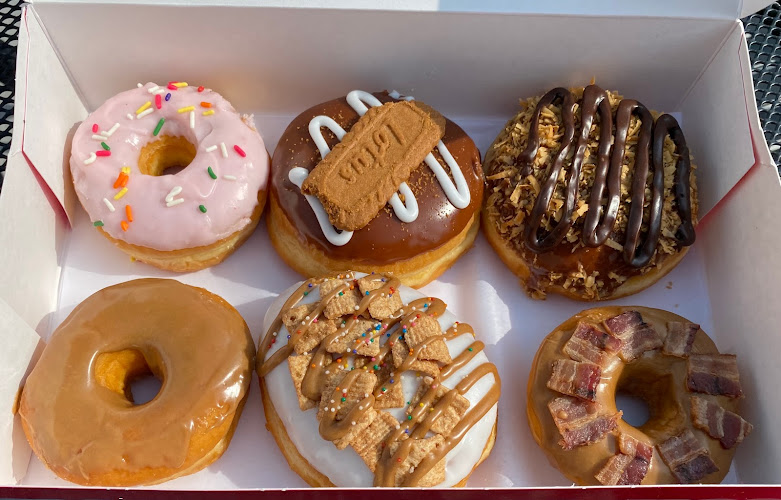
[
  {"xmin": 518, "ymin": 84, "xmax": 695, "ymax": 267},
  {"xmin": 257, "ymin": 275, "xmax": 500, "ymax": 487}
]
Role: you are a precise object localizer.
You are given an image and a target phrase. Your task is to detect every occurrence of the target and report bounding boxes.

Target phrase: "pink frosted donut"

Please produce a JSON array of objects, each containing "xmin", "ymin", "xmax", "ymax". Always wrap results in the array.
[{"xmin": 69, "ymin": 82, "xmax": 269, "ymax": 271}]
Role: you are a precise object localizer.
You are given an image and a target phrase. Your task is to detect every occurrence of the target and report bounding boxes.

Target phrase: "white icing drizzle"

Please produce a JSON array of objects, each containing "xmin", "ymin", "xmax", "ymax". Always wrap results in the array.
[
  {"xmin": 424, "ymin": 141, "xmax": 471, "ymax": 209},
  {"xmin": 388, "ymin": 182, "xmax": 419, "ymax": 222},
  {"xmin": 288, "ymin": 167, "xmax": 353, "ymax": 246},
  {"xmin": 295, "ymin": 89, "xmax": 471, "ymax": 245},
  {"xmin": 308, "ymin": 115, "xmax": 346, "ymax": 157}
]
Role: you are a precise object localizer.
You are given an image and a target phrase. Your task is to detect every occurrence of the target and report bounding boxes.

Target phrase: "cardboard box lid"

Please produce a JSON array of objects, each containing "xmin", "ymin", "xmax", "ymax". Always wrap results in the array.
[{"xmin": 26, "ymin": 0, "xmax": 763, "ymax": 20}]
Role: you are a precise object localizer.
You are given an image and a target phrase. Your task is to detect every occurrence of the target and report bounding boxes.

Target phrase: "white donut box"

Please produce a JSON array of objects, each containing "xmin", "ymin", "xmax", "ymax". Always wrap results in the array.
[{"xmin": 0, "ymin": 0, "xmax": 779, "ymax": 497}]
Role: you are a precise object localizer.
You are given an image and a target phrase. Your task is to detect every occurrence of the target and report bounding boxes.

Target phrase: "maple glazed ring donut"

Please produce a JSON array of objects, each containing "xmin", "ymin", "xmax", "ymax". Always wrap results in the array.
[
  {"xmin": 69, "ymin": 82, "xmax": 270, "ymax": 272},
  {"xmin": 483, "ymin": 85, "xmax": 698, "ymax": 300},
  {"xmin": 527, "ymin": 306, "xmax": 752, "ymax": 485},
  {"xmin": 18, "ymin": 279, "xmax": 255, "ymax": 486},
  {"xmin": 268, "ymin": 90, "xmax": 484, "ymax": 288},
  {"xmin": 256, "ymin": 271, "xmax": 500, "ymax": 487}
]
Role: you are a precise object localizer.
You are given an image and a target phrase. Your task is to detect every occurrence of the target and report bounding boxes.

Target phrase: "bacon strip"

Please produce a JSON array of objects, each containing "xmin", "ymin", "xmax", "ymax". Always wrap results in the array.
[
  {"xmin": 657, "ymin": 430, "xmax": 719, "ymax": 484},
  {"xmin": 595, "ymin": 433, "xmax": 653, "ymax": 485},
  {"xmin": 548, "ymin": 396, "xmax": 620, "ymax": 450},
  {"xmin": 604, "ymin": 311, "xmax": 663, "ymax": 362},
  {"xmin": 595, "ymin": 454, "xmax": 634, "ymax": 485},
  {"xmin": 663, "ymin": 321, "xmax": 699, "ymax": 357},
  {"xmin": 547, "ymin": 359, "xmax": 601, "ymax": 401},
  {"xmin": 687, "ymin": 354, "xmax": 743, "ymax": 398},
  {"xmin": 690, "ymin": 396, "xmax": 752, "ymax": 449},
  {"xmin": 619, "ymin": 433, "xmax": 653, "ymax": 461},
  {"xmin": 563, "ymin": 322, "xmax": 621, "ymax": 367}
]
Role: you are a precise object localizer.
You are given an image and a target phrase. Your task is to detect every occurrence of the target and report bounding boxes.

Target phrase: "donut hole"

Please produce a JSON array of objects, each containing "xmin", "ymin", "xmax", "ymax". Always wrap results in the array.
[
  {"xmin": 615, "ymin": 358, "xmax": 685, "ymax": 439},
  {"xmin": 614, "ymin": 391, "xmax": 650, "ymax": 427},
  {"xmin": 93, "ymin": 348, "xmax": 164, "ymax": 406},
  {"xmin": 138, "ymin": 135, "xmax": 196, "ymax": 177}
]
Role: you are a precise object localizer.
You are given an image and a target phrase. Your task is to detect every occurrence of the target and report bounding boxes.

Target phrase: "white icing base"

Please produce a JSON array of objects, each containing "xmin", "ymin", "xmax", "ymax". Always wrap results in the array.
[{"xmin": 262, "ymin": 275, "xmax": 498, "ymax": 487}]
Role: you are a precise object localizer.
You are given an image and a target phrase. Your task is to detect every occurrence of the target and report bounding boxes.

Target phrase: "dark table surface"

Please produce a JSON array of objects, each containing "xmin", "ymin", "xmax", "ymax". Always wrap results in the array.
[{"xmin": 1, "ymin": 2, "xmax": 780, "ymax": 193}]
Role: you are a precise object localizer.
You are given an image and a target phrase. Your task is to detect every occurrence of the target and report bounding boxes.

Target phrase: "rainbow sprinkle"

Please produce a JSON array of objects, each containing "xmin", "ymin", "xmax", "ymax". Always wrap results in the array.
[
  {"xmin": 114, "ymin": 187, "xmax": 128, "ymax": 200},
  {"xmin": 153, "ymin": 118, "xmax": 165, "ymax": 136},
  {"xmin": 199, "ymin": 205, "xmax": 207, "ymax": 213},
  {"xmin": 125, "ymin": 205, "xmax": 134, "ymax": 222},
  {"xmin": 165, "ymin": 93, "xmax": 171, "ymax": 101},
  {"xmin": 91, "ymin": 124, "xmax": 98, "ymax": 133},
  {"xmin": 207, "ymin": 166, "xmax": 217, "ymax": 179},
  {"xmin": 113, "ymin": 172, "xmax": 128, "ymax": 188},
  {"xmin": 136, "ymin": 101, "xmax": 152, "ymax": 114},
  {"xmin": 197, "ymin": 86, "xmax": 205, "ymax": 92},
  {"xmin": 84, "ymin": 153, "xmax": 97, "ymax": 165},
  {"xmin": 202, "ymin": 110, "xmax": 215, "ymax": 116},
  {"xmin": 96, "ymin": 150, "xmax": 111, "ymax": 157},
  {"xmin": 103, "ymin": 198, "xmax": 115, "ymax": 212},
  {"xmin": 105, "ymin": 123, "xmax": 120, "ymax": 136},
  {"xmin": 93, "ymin": 220, "xmax": 104, "ymax": 227},
  {"xmin": 121, "ymin": 221, "xmax": 129, "ymax": 232},
  {"xmin": 234, "ymin": 145, "xmax": 246, "ymax": 157},
  {"xmin": 155, "ymin": 94, "xmax": 162, "ymax": 109},
  {"xmin": 177, "ymin": 105, "xmax": 195, "ymax": 113},
  {"xmin": 100, "ymin": 142, "xmax": 110, "ymax": 151},
  {"xmin": 137, "ymin": 108, "xmax": 154, "ymax": 119}
]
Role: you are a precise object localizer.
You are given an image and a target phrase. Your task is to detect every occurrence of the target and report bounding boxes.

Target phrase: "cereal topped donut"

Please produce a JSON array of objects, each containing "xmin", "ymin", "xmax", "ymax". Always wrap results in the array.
[
  {"xmin": 268, "ymin": 90, "xmax": 484, "ymax": 287},
  {"xmin": 483, "ymin": 84, "xmax": 698, "ymax": 300},
  {"xmin": 70, "ymin": 82, "xmax": 270, "ymax": 271},
  {"xmin": 257, "ymin": 271, "xmax": 500, "ymax": 487}
]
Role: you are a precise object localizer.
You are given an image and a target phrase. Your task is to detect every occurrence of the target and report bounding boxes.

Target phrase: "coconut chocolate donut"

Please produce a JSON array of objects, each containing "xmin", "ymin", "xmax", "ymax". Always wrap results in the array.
[
  {"xmin": 19, "ymin": 279, "xmax": 255, "ymax": 486},
  {"xmin": 256, "ymin": 271, "xmax": 500, "ymax": 487},
  {"xmin": 269, "ymin": 90, "xmax": 483, "ymax": 288},
  {"xmin": 70, "ymin": 82, "xmax": 270, "ymax": 272},
  {"xmin": 483, "ymin": 84, "xmax": 698, "ymax": 300},
  {"xmin": 527, "ymin": 306, "xmax": 752, "ymax": 485}
]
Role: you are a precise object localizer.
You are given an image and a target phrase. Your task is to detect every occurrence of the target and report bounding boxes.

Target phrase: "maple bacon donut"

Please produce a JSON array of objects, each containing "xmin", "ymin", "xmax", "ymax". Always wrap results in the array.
[
  {"xmin": 269, "ymin": 90, "xmax": 483, "ymax": 287},
  {"xmin": 257, "ymin": 271, "xmax": 500, "ymax": 487},
  {"xmin": 19, "ymin": 279, "xmax": 255, "ymax": 486},
  {"xmin": 483, "ymin": 85, "xmax": 698, "ymax": 300},
  {"xmin": 70, "ymin": 82, "xmax": 270, "ymax": 271},
  {"xmin": 527, "ymin": 306, "xmax": 752, "ymax": 485}
]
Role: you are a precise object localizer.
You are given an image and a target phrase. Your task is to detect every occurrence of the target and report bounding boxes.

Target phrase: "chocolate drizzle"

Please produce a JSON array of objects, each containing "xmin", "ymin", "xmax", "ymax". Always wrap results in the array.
[
  {"xmin": 519, "ymin": 85, "xmax": 696, "ymax": 268},
  {"xmin": 257, "ymin": 273, "xmax": 500, "ymax": 487}
]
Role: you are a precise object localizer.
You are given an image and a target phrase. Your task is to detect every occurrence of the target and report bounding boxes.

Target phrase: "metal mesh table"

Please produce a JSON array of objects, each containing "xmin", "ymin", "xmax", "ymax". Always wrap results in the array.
[
  {"xmin": 0, "ymin": 2, "xmax": 780, "ymax": 192},
  {"xmin": 0, "ymin": 0, "xmax": 20, "ymax": 192}
]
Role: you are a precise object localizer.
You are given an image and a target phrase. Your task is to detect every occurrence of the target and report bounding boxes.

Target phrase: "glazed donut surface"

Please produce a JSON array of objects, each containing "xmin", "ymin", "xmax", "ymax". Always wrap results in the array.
[
  {"xmin": 527, "ymin": 306, "xmax": 751, "ymax": 485},
  {"xmin": 19, "ymin": 279, "xmax": 255, "ymax": 486},
  {"xmin": 269, "ymin": 91, "xmax": 483, "ymax": 286},
  {"xmin": 70, "ymin": 82, "xmax": 269, "ymax": 255}
]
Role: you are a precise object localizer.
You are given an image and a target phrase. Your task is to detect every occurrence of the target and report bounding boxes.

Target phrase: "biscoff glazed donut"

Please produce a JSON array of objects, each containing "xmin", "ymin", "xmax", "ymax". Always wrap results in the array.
[
  {"xmin": 527, "ymin": 306, "xmax": 752, "ymax": 485},
  {"xmin": 257, "ymin": 272, "xmax": 500, "ymax": 487},
  {"xmin": 70, "ymin": 82, "xmax": 269, "ymax": 271},
  {"xmin": 268, "ymin": 90, "xmax": 483, "ymax": 288},
  {"xmin": 18, "ymin": 279, "xmax": 255, "ymax": 486}
]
